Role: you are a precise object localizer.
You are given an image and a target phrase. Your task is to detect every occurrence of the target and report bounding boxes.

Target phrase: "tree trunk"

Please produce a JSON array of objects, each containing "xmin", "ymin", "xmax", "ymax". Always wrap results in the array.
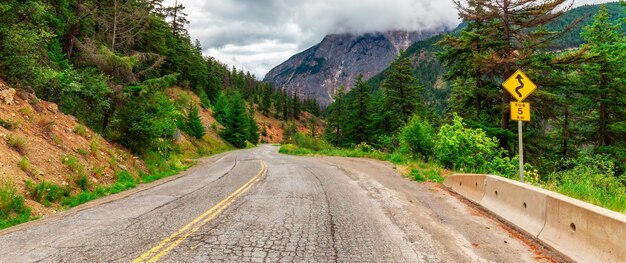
[
  {"xmin": 500, "ymin": 0, "xmax": 512, "ymax": 152},
  {"xmin": 63, "ymin": 0, "xmax": 84, "ymax": 58},
  {"xmin": 599, "ymin": 69, "xmax": 609, "ymax": 146},
  {"xmin": 112, "ymin": 0, "xmax": 118, "ymax": 52},
  {"xmin": 172, "ymin": 0, "xmax": 178, "ymax": 36}
]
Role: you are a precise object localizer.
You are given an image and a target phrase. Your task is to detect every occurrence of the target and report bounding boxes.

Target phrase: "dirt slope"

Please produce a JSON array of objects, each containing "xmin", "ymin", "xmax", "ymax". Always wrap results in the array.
[{"xmin": 0, "ymin": 80, "xmax": 143, "ymax": 216}]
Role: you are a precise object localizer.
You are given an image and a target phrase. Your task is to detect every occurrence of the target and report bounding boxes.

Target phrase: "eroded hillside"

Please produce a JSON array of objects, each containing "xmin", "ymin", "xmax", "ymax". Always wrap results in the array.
[{"xmin": 0, "ymin": 80, "xmax": 143, "ymax": 216}]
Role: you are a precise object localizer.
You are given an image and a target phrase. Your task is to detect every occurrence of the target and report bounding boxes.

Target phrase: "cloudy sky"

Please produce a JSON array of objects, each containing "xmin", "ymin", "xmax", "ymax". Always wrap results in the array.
[{"xmin": 165, "ymin": 0, "xmax": 615, "ymax": 78}]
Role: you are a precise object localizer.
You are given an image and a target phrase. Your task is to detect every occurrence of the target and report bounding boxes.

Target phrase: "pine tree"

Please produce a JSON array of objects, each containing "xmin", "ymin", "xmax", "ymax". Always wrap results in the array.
[
  {"xmin": 382, "ymin": 50, "xmax": 424, "ymax": 133},
  {"xmin": 161, "ymin": 0, "xmax": 189, "ymax": 38},
  {"xmin": 292, "ymin": 91, "xmax": 301, "ymax": 120},
  {"xmin": 247, "ymin": 107, "xmax": 260, "ymax": 144},
  {"xmin": 345, "ymin": 75, "xmax": 372, "ymax": 144},
  {"xmin": 438, "ymin": 0, "xmax": 493, "ymax": 121},
  {"xmin": 185, "ymin": 105, "xmax": 206, "ymax": 139},
  {"xmin": 324, "ymin": 86, "xmax": 348, "ymax": 146},
  {"xmin": 213, "ymin": 91, "xmax": 229, "ymax": 124},
  {"xmin": 221, "ymin": 92, "xmax": 249, "ymax": 148},
  {"xmin": 579, "ymin": 5, "xmax": 625, "ymax": 152},
  {"xmin": 260, "ymin": 84, "xmax": 272, "ymax": 116}
]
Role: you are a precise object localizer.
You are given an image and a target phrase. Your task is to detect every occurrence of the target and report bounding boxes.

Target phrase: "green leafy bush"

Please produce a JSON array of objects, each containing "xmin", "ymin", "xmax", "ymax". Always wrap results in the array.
[
  {"xmin": 74, "ymin": 125, "xmax": 87, "ymax": 137},
  {"xmin": 25, "ymin": 180, "xmax": 70, "ymax": 206},
  {"xmin": 292, "ymin": 133, "xmax": 331, "ymax": 151},
  {"xmin": 546, "ymin": 152, "xmax": 626, "ymax": 212},
  {"xmin": 0, "ymin": 181, "xmax": 31, "ymax": 229},
  {"xmin": 434, "ymin": 115, "xmax": 504, "ymax": 172},
  {"xmin": 399, "ymin": 115, "xmax": 435, "ymax": 160},
  {"xmin": 411, "ymin": 169, "xmax": 426, "ymax": 182}
]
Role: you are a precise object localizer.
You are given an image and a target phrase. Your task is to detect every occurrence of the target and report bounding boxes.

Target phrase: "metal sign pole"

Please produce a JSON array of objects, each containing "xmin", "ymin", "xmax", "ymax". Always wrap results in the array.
[{"xmin": 518, "ymin": 120, "xmax": 524, "ymax": 182}]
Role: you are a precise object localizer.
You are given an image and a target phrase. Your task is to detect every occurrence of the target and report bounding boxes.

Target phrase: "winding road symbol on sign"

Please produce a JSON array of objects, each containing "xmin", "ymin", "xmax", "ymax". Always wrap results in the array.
[
  {"xmin": 503, "ymin": 69, "xmax": 536, "ymax": 102},
  {"xmin": 515, "ymin": 75, "xmax": 524, "ymax": 98}
]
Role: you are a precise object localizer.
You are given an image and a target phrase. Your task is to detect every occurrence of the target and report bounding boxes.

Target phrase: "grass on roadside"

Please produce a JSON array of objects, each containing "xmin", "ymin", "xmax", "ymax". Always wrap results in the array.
[
  {"xmin": 279, "ymin": 143, "xmax": 445, "ymax": 184},
  {"xmin": 0, "ymin": 181, "xmax": 32, "ymax": 229}
]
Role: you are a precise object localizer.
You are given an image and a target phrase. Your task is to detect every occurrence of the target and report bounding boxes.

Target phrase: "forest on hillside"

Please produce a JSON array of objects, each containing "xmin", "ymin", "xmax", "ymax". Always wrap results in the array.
[
  {"xmin": 0, "ymin": 0, "xmax": 320, "ymax": 154},
  {"xmin": 315, "ymin": 1, "xmax": 626, "ymax": 211}
]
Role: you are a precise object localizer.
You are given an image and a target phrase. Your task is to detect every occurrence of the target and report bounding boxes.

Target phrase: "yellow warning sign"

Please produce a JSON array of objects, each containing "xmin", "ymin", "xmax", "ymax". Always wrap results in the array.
[
  {"xmin": 511, "ymin": 102, "xmax": 530, "ymax": 122},
  {"xmin": 502, "ymin": 70, "xmax": 537, "ymax": 102}
]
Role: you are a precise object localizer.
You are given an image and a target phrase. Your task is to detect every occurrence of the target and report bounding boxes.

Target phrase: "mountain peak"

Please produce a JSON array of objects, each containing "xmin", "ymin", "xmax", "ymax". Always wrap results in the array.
[{"xmin": 263, "ymin": 29, "xmax": 446, "ymax": 107}]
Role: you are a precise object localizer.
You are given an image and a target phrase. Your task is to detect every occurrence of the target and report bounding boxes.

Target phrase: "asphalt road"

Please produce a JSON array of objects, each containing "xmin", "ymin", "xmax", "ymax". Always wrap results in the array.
[{"xmin": 0, "ymin": 145, "xmax": 554, "ymax": 262}]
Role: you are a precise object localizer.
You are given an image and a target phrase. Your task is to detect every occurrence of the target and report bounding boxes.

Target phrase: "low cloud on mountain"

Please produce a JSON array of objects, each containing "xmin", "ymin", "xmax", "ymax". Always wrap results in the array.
[{"xmin": 167, "ymin": 0, "xmax": 612, "ymax": 77}]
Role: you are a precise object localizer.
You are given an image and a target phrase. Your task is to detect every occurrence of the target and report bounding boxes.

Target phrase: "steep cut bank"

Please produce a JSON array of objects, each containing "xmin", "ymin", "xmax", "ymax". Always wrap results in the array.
[
  {"xmin": 0, "ymin": 79, "xmax": 144, "ymax": 218},
  {"xmin": 263, "ymin": 30, "xmax": 447, "ymax": 107}
]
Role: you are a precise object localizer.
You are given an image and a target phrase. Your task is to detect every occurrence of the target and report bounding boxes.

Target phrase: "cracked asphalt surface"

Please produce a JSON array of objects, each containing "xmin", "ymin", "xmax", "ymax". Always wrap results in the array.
[{"xmin": 0, "ymin": 145, "xmax": 552, "ymax": 262}]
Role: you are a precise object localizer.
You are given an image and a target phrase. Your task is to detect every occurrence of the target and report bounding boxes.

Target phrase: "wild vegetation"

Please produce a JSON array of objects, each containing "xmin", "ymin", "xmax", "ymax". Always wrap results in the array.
[
  {"xmin": 306, "ymin": 1, "xmax": 626, "ymax": 212},
  {"xmin": 0, "ymin": 0, "xmax": 320, "ymax": 229}
]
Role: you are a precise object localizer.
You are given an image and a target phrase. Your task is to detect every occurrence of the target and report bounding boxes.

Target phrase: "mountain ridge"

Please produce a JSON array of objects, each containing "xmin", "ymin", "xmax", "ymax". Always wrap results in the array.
[{"xmin": 263, "ymin": 29, "xmax": 449, "ymax": 107}]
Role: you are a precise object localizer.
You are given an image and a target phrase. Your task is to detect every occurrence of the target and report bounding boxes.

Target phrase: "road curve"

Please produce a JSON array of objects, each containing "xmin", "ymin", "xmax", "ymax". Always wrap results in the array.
[{"xmin": 0, "ymin": 145, "xmax": 554, "ymax": 262}]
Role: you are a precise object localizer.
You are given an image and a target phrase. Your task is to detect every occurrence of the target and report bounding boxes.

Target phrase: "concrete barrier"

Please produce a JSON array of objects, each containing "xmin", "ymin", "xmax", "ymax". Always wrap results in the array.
[
  {"xmin": 443, "ymin": 174, "xmax": 486, "ymax": 203},
  {"xmin": 539, "ymin": 194, "xmax": 626, "ymax": 262},
  {"xmin": 480, "ymin": 175, "xmax": 552, "ymax": 237},
  {"xmin": 445, "ymin": 174, "xmax": 626, "ymax": 262}
]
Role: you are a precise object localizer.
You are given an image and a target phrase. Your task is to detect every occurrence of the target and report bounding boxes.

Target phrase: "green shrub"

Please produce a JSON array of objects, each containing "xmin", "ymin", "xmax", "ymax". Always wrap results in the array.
[
  {"xmin": 0, "ymin": 181, "xmax": 31, "ymax": 229},
  {"xmin": 411, "ymin": 169, "xmax": 425, "ymax": 182},
  {"xmin": 292, "ymin": 132, "xmax": 330, "ymax": 151},
  {"xmin": 18, "ymin": 157, "xmax": 30, "ymax": 172},
  {"xmin": 25, "ymin": 180, "xmax": 70, "ymax": 206},
  {"xmin": 355, "ymin": 142, "xmax": 377, "ymax": 153},
  {"xmin": 6, "ymin": 135, "xmax": 27, "ymax": 155},
  {"xmin": 372, "ymin": 135, "xmax": 398, "ymax": 153},
  {"xmin": 61, "ymin": 155, "xmax": 82, "ymax": 173},
  {"xmin": 74, "ymin": 175, "xmax": 89, "ymax": 191},
  {"xmin": 282, "ymin": 121, "xmax": 298, "ymax": 144},
  {"xmin": 399, "ymin": 115, "xmax": 435, "ymax": 160},
  {"xmin": 61, "ymin": 191, "xmax": 98, "ymax": 208},
  {"xmin": 115, "ymin": 171, "xmax": 138, "ymax": 189},
  {"xmin": 90, "ymin": 139, "xmax": 100, "ymax": 156},
  {"xmin": 74, "ymin": 125, "xmax": 87, "ymax": 137},
  {"xmin": 547, "ymin": 152, "xmax": 626, "ymax": 212},
  {"xmin": 77, "ymin": 148, "xmax": 89, "ymax": 156},
  {"xmin": 0, "ymin": 119, "xmax": 18, "ymax": 130},
  {"xmin": 92, "ymin": 165, "xmax": 105, "ymax": 177},
  {"xmin": 434, "ymin": 115, "xmax": 504, "ymax": 172},
  {"xmin": 52, "ymin": 135, "xmax": 62, "ymax": 145},
  {"xmin": 245, "ymin": 140, "xmax": 256, "ymax": 149}
]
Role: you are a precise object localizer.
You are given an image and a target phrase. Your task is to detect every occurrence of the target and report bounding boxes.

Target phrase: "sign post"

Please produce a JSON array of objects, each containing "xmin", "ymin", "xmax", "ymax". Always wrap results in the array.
[{"xmin": 503, "ymin": 70, "xmax": 536, "ymax": 182}]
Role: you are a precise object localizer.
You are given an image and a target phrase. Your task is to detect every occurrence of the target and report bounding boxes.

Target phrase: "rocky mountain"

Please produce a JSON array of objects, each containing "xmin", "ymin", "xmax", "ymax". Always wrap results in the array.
[{"xmin": 263, "ymin": 30, "xmax": 447, "ymax": 107}]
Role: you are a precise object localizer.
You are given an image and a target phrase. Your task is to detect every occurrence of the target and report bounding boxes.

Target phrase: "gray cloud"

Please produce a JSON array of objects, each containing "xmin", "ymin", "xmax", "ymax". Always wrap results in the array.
[{"xmin": 167, "ymin": 0, "xmax": 615, "ymax": 78}]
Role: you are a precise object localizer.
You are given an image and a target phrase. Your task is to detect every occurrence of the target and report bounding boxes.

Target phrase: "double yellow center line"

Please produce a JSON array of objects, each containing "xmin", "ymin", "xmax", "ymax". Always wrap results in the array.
[{"xmin": 132, "ymin": 160, "xmax": 268, "ymax": 263}]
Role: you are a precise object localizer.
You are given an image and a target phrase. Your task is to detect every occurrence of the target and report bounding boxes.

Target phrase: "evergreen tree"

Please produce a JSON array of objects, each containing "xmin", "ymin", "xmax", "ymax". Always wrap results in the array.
[
  {"xmin": 324, "ymin": 86, "xmax": 348, "ymax": 146},
  {"xmin": 221, "ymin": 92, "xmax": 249, "ymax": 148},
  {"xmin": 161, "ymin": 0, "xmax": 189, "ymax": 38},
  {"xmin": 212, "ymin": 91, "xmax": 228, "ymax": 124},
  {"xmin": 345, "ymin": 75, "xmax": 372, "ymax": 144},
  {"xmin": 579, "ymin": 5, "xmax": 625, "ymax": 161},
  {"xmin": 260, "ymin": 84, "xmax": 272, "ymax": 116},
  {"xmin": 292, "ymin": 91, "xmax": 301, "ymax": 119},
  {"xmin": 247, "ymin": 107, "xmax": 260, "ymax": 144},
  {"xmin": 382, "ymin": 50, "xmax": 424, "ymax": 133},
  {"xmin": 184, "ymin": 105, "xmax": 206, "ymax": 139}
]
